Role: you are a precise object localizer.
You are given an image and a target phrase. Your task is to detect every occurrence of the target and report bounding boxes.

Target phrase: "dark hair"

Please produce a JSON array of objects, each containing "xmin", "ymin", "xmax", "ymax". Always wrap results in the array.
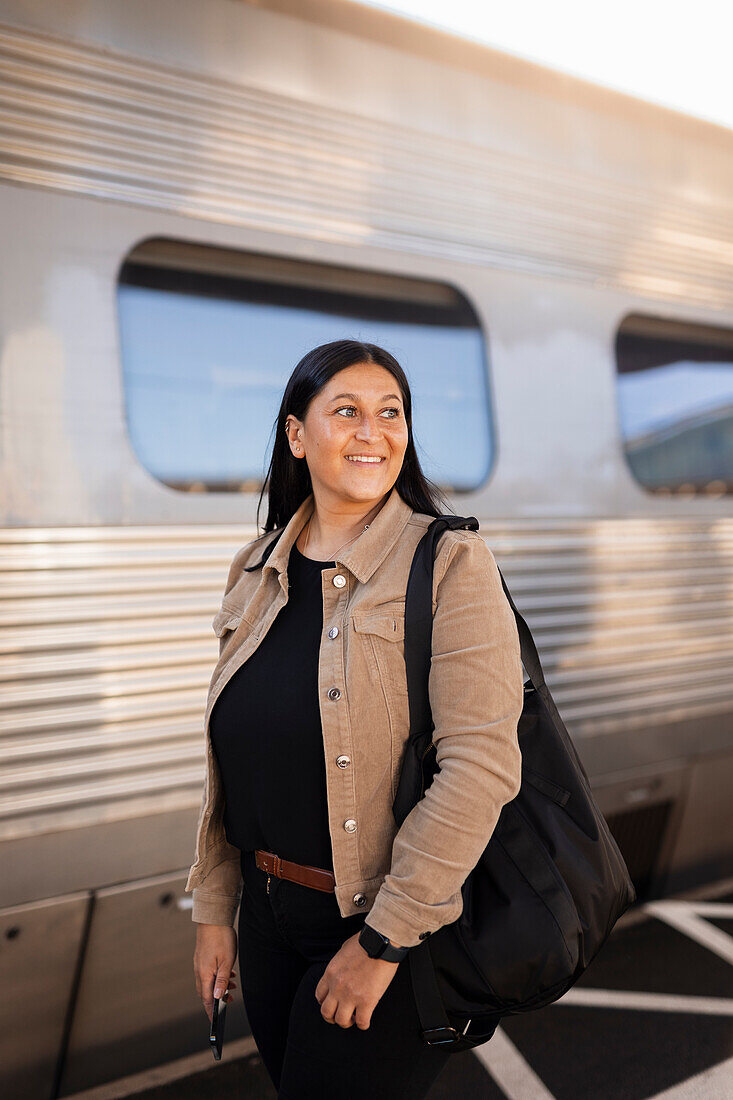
[{"xmin": 256, "ymin": 339, "xmax": 451, "ymax": 532}]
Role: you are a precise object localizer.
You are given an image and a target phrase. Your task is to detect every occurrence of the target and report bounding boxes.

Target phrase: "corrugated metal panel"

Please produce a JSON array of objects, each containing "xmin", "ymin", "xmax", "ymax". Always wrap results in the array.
[
  {"xmin": 0, "ymin": 23, "xmax": 730, "ymax": 307},
  {"xmin": 1, "ymin": 518, "xmax": 733, "ymax": 844},
  {"xmin": 0, "ymin": 524, "xmax": 257, "ymax": 843},
  {"xmin": 491, "ymin": 519, "xmax": 733, "ymax": 736}
]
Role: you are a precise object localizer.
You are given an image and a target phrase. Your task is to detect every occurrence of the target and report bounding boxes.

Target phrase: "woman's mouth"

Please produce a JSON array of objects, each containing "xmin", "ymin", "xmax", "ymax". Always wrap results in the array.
[{"xmin": 344, "ymin": 455, "xmax": 386, "ymax": 466}]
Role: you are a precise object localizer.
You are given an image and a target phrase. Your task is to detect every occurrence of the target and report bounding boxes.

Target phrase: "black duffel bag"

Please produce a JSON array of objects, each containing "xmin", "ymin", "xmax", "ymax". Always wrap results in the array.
[{"xmin": 394, "ymin": 515, "xmax": 637, "ymax": 1052}]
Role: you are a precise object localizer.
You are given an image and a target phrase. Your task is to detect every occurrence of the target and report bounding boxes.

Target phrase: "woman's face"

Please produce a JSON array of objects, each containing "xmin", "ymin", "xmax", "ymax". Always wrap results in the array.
[{"xmin": 286, "ymin": 363, "xmax": 409, "ymax": 507}]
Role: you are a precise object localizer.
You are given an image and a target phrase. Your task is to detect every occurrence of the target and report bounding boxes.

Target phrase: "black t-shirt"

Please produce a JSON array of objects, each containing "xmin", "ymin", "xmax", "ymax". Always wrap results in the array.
[{"xmin": 209, "ymin": 543, "xmax": 336, "ymax": 871}]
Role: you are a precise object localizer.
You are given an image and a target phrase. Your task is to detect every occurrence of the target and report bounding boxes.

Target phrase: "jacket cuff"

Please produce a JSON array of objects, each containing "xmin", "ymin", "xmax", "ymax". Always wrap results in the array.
[
  {"xmin": 191, "ymin": 887, "xmax": 241, "ymax": 926},
  {"xmin": 364, "ymin": 887, "xmax": 463, "ymax": 949}
]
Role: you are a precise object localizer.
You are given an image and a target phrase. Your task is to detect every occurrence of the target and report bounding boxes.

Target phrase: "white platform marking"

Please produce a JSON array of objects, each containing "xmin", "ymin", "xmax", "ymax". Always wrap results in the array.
[
  {"xmin": 62, "ymin": 1036, "xmax": 259, "ymax": 1099},
  {"xmin": 644, "ymin": 900, "xmax": 733, "ymax": 965},
  {"xmin": 646, "ymin": 1054, "xmax": 733, "ymax": 1099},
  {"xmin": 473, "ymin": 1026, "xmax": 556, "ymax": 1100},
  {"xmin": 553, "ymin": 987, "xmax": 733, "ymax": 1015}
]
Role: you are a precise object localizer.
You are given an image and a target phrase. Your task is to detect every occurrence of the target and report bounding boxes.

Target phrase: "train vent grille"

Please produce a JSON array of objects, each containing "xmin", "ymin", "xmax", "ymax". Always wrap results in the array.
[{"xmin": 604, "ymin": 800, "xmax": 674, "ymax": 901}]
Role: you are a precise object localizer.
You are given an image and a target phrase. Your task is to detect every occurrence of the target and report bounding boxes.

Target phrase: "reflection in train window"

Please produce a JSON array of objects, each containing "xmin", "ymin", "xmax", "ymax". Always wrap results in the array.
[
  {"xmin": 615, "ymin": 314, "xmax": 733, "ymax": 497},
  {"xmin": 116, "ymin": 239, "xmax": 493, "ymax": 493}
]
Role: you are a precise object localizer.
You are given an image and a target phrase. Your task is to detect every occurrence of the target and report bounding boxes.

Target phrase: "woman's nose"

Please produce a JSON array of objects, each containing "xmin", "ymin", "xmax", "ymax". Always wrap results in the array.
[{"xmin": 354, "ymin": 415, "xmax": 383, "ymax": 439}]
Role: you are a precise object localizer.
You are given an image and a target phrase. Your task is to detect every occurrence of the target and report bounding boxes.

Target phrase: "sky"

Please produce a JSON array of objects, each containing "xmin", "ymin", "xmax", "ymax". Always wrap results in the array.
[{"xmin": 357, "ymin": 0, "xmax": 733, "ymax": 131}]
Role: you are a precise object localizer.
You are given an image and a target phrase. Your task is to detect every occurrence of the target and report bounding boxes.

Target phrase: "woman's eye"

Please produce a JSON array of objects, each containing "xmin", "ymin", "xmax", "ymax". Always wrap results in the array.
[{"xmin": 335, "ymin": 406, "xmax": 400, "ymax": 419}]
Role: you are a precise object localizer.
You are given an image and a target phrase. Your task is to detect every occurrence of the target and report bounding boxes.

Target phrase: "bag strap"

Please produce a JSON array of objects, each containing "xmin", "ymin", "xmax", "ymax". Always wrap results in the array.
[
  {"xmin": 408, "ymin": 940, "xmax": 465, "ymax": 1045},
  {"xmin": 404, "ymin": 517, "xmax": 547, "ymax": 755},
  {"xmin": 404, "ymin": 514, "xmax": 545, "ymax": 1046}
]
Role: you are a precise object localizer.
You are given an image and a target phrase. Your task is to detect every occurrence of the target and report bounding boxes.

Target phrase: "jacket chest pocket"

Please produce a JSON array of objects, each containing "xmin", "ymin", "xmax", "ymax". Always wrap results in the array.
[{"xmin": 351, "ymin": 603, "xmax": 405, "ymax": 676}]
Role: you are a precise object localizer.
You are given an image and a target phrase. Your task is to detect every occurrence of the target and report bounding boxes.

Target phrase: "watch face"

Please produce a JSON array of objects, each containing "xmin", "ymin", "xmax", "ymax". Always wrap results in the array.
[{"xmin": 359, "ymin": 925, "xmax": 387, "ymax": 957}]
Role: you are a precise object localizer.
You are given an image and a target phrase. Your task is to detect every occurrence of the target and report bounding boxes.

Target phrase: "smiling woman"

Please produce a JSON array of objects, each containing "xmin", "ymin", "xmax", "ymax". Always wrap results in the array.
[
  {"xmin": 282, "ymin": 364, "xmax": 411, "ymax": 560},
  {"xmin": 187, "ymin": 338, "xmax": 522, "ymax": 1097}
]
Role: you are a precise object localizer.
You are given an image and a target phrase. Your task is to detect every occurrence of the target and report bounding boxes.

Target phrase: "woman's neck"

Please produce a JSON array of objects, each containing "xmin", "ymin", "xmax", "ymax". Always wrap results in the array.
[{"xmin": 297, "ymin": 493, "xmax": 388, "ymax": 559}]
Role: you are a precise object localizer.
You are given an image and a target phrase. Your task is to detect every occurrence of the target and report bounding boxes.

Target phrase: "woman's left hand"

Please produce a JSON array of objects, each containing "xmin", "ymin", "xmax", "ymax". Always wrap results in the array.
[{"xmin": 314, "ymin": 932, "xmax": 401, "ymax": 1030}]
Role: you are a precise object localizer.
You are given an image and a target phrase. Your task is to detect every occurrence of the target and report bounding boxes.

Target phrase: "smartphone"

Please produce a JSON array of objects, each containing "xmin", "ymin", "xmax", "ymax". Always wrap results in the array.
[{"xmin": 209, "ymin": 992, "xmax": 227, "ymax": 1060}]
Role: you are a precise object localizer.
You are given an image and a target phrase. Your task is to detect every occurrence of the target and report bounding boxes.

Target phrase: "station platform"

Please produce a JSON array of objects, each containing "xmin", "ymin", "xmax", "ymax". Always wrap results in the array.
[{"xmin": 65, "ymin": 880, "xmax": 733, "ymax": 1100}]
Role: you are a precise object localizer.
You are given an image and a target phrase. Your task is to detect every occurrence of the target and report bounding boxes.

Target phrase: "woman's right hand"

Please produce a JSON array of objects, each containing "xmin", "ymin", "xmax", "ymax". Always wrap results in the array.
[{"xmin": 193, "ymin": 924, "xmax": 238, "ymax": 1022}]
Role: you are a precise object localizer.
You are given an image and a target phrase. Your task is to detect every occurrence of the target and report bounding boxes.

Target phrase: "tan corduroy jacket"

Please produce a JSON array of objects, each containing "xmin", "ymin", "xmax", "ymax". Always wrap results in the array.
[{"xmin": 184, "ymin": 484, "xmax": 524, "ymax": 949}]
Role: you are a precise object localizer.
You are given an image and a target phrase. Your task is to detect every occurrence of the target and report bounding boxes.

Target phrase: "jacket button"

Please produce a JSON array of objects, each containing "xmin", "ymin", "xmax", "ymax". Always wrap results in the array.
[
  {"xmin": 336, "ymin": 755, "xmax": 351, "ymax": 768},
  {"xmin": 343, "ymin": 818, "xmax": 357, "ymax": 832},
  {"xmin": 418, "ymin": 931, "xmax": 431, "ymax": 940},
  {"xmin": 327, "ymin": 687, "xmax": 341, "ymax": 700},
  {"xmin": 353, "ymin": 893, "xmax": 367, "ymax": 906},
  {"xmin": 332, "ymin": 574, "xmax": 346, "ymax": 588},
  {"xmin": 328, "ymin": 626, "xmax": 339, "ymax": 638}
]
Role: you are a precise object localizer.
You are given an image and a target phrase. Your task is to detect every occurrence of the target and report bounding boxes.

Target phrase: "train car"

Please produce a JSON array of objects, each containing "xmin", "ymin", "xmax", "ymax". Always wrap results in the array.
[{"xmin": 0, "ymin": 0, "xmax": 731, "ymax": 1096}]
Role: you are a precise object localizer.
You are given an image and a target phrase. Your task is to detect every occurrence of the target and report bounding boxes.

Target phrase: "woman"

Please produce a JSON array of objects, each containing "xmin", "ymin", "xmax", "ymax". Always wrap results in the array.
[{"xmin": 186, "ymin": 339, "xmax": 524, "ymax": 1098}]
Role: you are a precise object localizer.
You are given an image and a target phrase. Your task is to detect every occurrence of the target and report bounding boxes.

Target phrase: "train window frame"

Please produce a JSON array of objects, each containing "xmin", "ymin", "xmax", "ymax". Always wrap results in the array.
[
  {"xmin": 115, "ymin": 237, "xmax": 496, "ymax": 495},
  {"xmin": 614, "ymin": 312, "xmax": 733, "ymax": 501}
]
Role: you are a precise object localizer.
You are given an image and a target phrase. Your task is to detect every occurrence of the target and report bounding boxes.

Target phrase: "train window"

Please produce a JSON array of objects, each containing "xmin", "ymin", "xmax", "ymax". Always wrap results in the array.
[
  {"xmin": 116, "ymin": 239, "xmax": 492, "ymax": 493},
  {"xmin": 615, "ymin": 314, "xmax": 733, "ymax": 497}
]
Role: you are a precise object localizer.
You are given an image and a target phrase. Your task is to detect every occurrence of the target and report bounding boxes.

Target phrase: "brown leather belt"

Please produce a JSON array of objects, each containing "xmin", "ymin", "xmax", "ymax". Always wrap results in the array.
[{"xmin": 254, "ymin": 849, "xmax": 336, "ymax": 893}]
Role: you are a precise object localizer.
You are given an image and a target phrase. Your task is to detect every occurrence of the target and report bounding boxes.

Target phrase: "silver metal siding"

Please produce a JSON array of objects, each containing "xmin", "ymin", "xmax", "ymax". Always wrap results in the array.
[
  {"xmin": 1, "ymin": 518, "xmax": 732, "ymax": 843},
  {"xmin": 0, "ymin": 21, "xmax": 730, "ymax": 307}
]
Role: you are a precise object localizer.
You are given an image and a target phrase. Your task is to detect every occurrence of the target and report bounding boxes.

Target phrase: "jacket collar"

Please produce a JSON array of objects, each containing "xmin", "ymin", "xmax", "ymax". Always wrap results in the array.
[{"xmin": 259, "ymin": 483, "xmax": 415, "ymax": 585}]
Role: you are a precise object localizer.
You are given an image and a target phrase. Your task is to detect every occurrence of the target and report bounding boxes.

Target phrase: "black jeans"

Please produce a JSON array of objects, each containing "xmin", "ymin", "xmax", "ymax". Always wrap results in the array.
[{"xmin": 237, "ymin": 849, "xmax": 451, "ymax": 1099}]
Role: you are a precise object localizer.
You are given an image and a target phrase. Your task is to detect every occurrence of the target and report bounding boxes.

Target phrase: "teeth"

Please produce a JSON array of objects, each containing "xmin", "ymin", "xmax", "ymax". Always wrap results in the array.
[{"xmin": 345, "ymin": 456, "xmax": 384, "ymax": 464}]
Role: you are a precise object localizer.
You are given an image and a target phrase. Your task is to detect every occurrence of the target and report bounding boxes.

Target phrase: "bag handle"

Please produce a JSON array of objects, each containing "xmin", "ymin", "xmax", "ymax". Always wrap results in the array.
[{"xmin": 404, "ymin": 515, "xmax": 547, "ymax": 747}]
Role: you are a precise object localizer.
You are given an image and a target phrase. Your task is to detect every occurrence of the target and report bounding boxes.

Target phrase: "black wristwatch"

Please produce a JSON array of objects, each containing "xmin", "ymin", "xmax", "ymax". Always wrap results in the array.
[{"xmin": 358, "ymin": 923, "xmax": 410, "ymax": 962}]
